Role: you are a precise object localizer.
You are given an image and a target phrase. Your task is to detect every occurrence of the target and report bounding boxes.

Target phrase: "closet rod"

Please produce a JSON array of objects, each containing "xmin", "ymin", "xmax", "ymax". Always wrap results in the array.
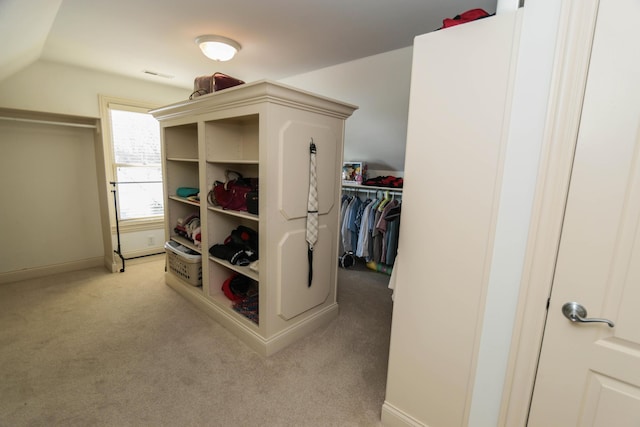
[
  {"xmin": 0, "ymin": 116, "xmax": 97, "ymax": 129},
  {"xmin": 342, "ymin": 187, "xmax": 403, "ymax": 196}
]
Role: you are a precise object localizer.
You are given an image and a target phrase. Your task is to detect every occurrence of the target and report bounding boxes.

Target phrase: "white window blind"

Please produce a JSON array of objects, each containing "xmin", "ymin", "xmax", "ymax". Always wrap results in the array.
[{"xmin": 109, "ymin": 108, "xmax": 163, "ymax": 220}]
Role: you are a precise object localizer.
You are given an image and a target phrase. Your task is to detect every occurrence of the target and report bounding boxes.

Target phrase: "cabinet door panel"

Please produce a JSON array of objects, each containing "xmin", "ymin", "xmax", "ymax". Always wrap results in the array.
[
  {"xmin": 277, "ymin": 226, "xmax": 333, "ymax": 320},
  {"xmin": 279, "ymin": 121, "xmax": 337, "ymax": 220}
]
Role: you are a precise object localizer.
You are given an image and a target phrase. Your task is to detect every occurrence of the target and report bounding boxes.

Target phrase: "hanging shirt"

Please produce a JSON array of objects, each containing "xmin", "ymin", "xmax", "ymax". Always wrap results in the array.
[
  {"xmin": 341, "ymin": 196, "xmax": 360, "ymax": 253},
  {"xmin": 348, "ymin": 196, "xmax": 363, "ymax": 252},
  {"xmin": 355, "ymin": 199, "xmax": 376, "ymax": 258},
  {"xmin": 385, "ymin": 215, "xmax": 400, "ymax": 265},
  {"xmin": 372, "ymin": 208, "xmax": 384, "ymax": 263},
  {"xmin": 376, "ymin": 199, "xmax": 399, "ymax": 264},
  {"xmin": 339, "ymin": 195, "xmax": 351, "ymax": 255}
]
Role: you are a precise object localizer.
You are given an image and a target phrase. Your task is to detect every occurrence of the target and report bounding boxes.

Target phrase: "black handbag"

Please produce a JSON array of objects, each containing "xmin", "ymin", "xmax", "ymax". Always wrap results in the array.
[
  {"xmin": 208, "ymin": 225, "xmax": 258, "ymax": 265},
  {"xmin": 246, "ymin": 190, "xmax": 259, "ymax": 215}
]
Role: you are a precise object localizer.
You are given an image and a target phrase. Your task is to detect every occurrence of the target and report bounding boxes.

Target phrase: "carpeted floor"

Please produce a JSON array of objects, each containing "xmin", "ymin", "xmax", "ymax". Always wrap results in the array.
[{"xmin": 0, "ymin": 258, "xmax": 393, "ymax": 426}]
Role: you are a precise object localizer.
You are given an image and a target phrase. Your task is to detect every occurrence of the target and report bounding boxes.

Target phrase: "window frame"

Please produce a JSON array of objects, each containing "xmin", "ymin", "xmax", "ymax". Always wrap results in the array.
[{"xmin": 99, "ymin": 96, "xmax": 164, "ymax": 233}]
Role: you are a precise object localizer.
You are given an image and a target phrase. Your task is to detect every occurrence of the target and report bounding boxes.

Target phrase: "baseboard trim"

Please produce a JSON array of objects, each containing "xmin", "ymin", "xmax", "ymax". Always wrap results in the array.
[
  {"xmin": 381, "ymin": 402, "xmax": 427, "ymax": 427},
  {"xmin": 0, "ymin": 257, "xmax": 105, "ymax": 285},
  {"xmin": 265, "ymin": 303, "xmax": 339, "ymax": 355}
]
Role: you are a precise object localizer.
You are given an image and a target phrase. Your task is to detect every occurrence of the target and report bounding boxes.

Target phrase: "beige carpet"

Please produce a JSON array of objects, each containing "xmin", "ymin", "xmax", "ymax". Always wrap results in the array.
[{"xmin": 0, "ymin": 258, "xmax": 393, "ymax": 426}]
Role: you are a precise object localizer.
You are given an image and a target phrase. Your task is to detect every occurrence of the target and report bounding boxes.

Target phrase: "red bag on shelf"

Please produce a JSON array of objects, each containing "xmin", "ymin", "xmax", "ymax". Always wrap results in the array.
[
  {"xmin": 222, "ymin": 273, "xmax": 253, "ymax": 302},
  {"xmin": 442, "ymin": 9, "xmax": 490, "ymax": 28},
  {"xmin": 208, "ymin": 170, "xmax": 258, "ymax": 211},
  {"xmin": 191, "ymin": 72, "xmax": 245, "ymax": 99}
]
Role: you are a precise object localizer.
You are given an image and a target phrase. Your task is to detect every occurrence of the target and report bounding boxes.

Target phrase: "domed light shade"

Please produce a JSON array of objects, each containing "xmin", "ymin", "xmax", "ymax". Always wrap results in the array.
[{"xmin": 196, "ymin": 35, "xmax": 241, "ymax": 61}]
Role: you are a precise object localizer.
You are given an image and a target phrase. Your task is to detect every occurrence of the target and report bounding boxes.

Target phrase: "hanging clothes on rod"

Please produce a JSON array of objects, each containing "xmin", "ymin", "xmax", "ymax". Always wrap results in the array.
[{"xmin": 340, "ymin": 185, "xmax": 402, "ymax": 268}]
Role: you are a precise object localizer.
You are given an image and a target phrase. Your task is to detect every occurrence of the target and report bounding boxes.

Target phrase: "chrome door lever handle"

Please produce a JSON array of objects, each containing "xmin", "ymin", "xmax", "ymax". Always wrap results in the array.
[{"xmin": 562, "ymin": 302, "xmax": 615, "ymax": 327}]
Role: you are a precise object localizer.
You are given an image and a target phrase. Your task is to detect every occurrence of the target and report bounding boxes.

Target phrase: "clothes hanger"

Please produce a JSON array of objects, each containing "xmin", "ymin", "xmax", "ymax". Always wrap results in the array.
[{"xmin": 378, "ymin": 190, "xmax": 391, "ymax": 212}]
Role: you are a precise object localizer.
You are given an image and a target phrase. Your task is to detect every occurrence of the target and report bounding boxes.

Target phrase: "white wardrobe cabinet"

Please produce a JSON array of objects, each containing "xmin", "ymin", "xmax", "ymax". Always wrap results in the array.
[
  {"xmin": 151, "ymin": 81, "xmax": 357, "ymax": 356},
  {"xmin": 382, "ymin": 11, "xmax": 524, "ymax": 426}
]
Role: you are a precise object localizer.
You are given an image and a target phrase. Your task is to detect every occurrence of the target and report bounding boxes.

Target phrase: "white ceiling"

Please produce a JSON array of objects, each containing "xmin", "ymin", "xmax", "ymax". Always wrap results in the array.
[{"xmin": 0, "ymin": 0, "xmax": 497, "ymax": 89}]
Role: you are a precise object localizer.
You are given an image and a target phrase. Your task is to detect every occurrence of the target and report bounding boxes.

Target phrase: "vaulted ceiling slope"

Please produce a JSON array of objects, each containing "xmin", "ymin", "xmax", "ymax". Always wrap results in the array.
[{"xmin": 0, "ymin": 0, "xmax": 496, "ymax": 89}]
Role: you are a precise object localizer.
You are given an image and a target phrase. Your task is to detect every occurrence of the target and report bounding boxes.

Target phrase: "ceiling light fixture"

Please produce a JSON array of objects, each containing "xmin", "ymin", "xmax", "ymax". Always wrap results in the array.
[{"xmin": 195, "ymin": 35, "xmax": 241, "ymax": 61}]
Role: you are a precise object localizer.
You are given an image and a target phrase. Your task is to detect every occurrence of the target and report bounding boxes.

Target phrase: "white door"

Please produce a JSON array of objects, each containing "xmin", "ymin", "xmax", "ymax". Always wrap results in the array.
[{"xmin": 528, "ymin": 0, "xmax": 640, "ymax": 424}]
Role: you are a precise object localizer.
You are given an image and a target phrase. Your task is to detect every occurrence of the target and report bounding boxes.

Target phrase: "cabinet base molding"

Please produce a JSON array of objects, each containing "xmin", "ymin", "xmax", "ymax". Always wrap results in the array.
[
  {"xmin": 165, "ymin": 272, "xmax": 339, "ymax": 356},
  {"xmin": 381, "ymin": 402, "xmax": 427, "ymax": 427}
]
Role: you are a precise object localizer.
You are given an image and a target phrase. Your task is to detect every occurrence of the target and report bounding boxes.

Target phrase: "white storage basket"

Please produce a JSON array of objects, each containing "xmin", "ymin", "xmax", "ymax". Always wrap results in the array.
[{"xmin": 164, "ymin": 241, "xmax": 202, "ymax": 286}]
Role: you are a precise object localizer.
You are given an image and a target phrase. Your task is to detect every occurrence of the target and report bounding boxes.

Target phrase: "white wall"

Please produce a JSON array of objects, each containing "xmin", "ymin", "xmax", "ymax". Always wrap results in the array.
[
  {"xmin": 0, "ymin": 119, "xmax": 103, "ymax": 276},
  {"xmin": 280, "ymin": 47, "xmax": 412, "ymax": 175},
  {"xmin": 1, "ymin": 56, "xmax": 414, "ymax": 179},
  {"xmin": 0, "ymin": 61, "xmax": 188, "ymax": 277},
  {"xmin": 0, "ymin": 60, "xmax": 188, "ymax": 118},
  {"xmin": 0, "ymin": 49, "xmax": 413, "ymax": 276}
]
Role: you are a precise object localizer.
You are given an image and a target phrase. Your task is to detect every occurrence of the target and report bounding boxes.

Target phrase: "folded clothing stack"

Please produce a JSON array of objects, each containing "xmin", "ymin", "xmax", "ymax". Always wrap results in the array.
[
  {"xmin": 362, "ymin": 176, "xmax": 404, "ymax": 188},
  {"xmin": 174, "ymin": 214, "xmax": 201, "ymax": 247}
]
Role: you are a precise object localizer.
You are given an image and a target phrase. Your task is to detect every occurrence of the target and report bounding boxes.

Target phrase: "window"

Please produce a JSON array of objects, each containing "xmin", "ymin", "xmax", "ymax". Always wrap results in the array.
[{"xmin": 100, "ymin": 97, "xmax": 163, "ymax": 223}]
